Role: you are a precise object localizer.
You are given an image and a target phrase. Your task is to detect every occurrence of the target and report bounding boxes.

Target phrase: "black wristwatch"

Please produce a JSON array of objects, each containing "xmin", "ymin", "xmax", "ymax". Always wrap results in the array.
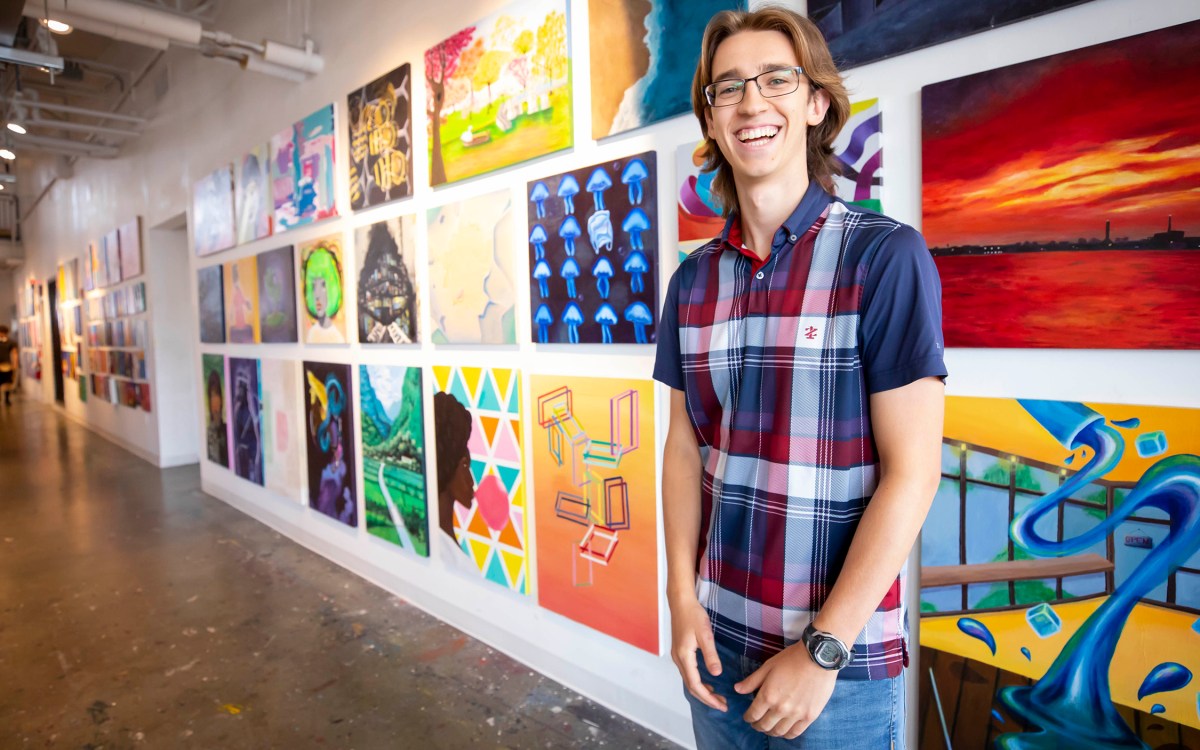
[{"xmin": 801, "ymin": 622, "xmax": 854, "ymax": 671}]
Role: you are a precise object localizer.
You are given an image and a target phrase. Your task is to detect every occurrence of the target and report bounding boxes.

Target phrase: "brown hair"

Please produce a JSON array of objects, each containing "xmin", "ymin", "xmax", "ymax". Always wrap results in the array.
[{"xmin": 691, "ymin": 6, "xmax": 850, "ymax": 215}]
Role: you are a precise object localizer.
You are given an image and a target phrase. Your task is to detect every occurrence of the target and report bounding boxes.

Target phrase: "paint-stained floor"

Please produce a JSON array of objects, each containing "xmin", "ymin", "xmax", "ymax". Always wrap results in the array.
[{"xmin": 0, "ymin": 400, "xmax": 682, "ymax": 749}]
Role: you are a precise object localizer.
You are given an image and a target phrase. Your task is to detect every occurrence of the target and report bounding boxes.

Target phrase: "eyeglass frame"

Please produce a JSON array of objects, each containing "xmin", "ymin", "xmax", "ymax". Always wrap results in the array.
[{"xmin": 703, "ymin": 66, "xmax": 814, "ymax": 107}]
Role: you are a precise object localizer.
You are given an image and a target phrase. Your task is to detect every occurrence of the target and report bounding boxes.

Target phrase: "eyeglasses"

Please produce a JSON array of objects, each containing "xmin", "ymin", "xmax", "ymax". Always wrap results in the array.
[{"xmin": 704, "ymin": 66, "xmax": 807, "ymax": 107}]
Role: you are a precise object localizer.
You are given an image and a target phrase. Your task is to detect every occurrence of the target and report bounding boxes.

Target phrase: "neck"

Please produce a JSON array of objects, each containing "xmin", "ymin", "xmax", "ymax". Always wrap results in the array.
[{"xmin": 734, "ymin": 172, "xmax": 812, "ymax": 257}]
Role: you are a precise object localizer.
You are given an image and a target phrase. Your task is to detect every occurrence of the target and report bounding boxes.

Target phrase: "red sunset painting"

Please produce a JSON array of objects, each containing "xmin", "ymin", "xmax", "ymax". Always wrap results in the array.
[{"xmin": 922, "ymin": 19, "xmax": 1200, "ymax": 349}]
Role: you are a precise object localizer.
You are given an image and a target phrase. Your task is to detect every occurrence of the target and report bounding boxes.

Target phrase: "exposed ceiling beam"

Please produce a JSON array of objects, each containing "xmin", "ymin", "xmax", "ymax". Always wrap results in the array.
[
  {"xmin": 11, "ymin": 98, "xmax": 148, "ymax": 125},
  {"xmin": 25, "ymin": 117, "xmax": 140, "ymax": 137},
  {"xmin": 8, "ymin": 133, "xmax": 118, "ymax": 158}
]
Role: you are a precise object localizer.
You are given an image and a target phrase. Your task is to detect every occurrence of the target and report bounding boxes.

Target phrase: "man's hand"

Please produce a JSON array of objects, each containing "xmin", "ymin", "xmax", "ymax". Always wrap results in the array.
[
  {"xmin": 669, "ymin": 596, "xmax": 727, "ymax": 712},
  {"xmin": 734, "ymin": 644, "xmax": 837, "ymax": 739}
]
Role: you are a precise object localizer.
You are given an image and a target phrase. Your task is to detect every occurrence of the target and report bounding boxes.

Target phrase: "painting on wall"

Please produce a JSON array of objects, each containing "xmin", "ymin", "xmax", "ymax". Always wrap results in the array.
[
  {"xmin": 88, "ymin": 241, "xmax": 105, "ymax": 289},
  {"xmin": 103, "ymin": 229, "xmax": 122, "ymax": 287},
  {"xmin": 227, "ymin": 357, "xmax": 263, "ymax": 486},
  {"xmin": 832, "ymin": 98, "xmax": 882, "ymax": 213},
  {"xmin": 299, "ymin": 234, "xmax": 349, "ymax": 344},
  {"xmin": 271, "ymin": 104, "xmax": 339, "ymax": 232},
  {"xmin": 256, "ymin": 245, "xmax": 298, "ymax": 343},
  {"xmin": 118, "ymin": 217, "xmax": 143, "ymax": 281},
  {"xmin": 82, "ymin": 248, "xmax": 94, "ymax": 292},
  {"xmin": 223, "ymin": 255, "xmax": 261, "ymax": 344},
  {"xmin": 360, "ymin": 365, "xmax": 427, "ymax": 556},
  {"xmin": 235, "ymin": 144, "xmax": 273, "ymax": 244},
  {"xmin": 675, "ymin": 140, "xmax": 725, "ymax": 262},
  {"xmin": 197, "ymin": 265, "xmax": 225, "ymax": 344},
  {"xmin": 260, "ymin": 358, "xmax": 303, "ymax": 502},
  {"xmin": 589, "ymin": 0, "xmax": 741, "ymax": 139},
  {"xmin": 201, "ymin": 353, "xmax": 228, "ymax": 467},
  {"xmin": 809, "ymin": 0, "xmax": 1095, "ymax": 70},
  {"xmin": 922, "ymin": 20, "xmax": 1200, "ymax": 349},
  {"xmin": 348, "ymin": 63, "xmax": 413, "ymax": 209},
  {"xmin": 427, "ymin": 191, "xmax": 515, "ymax": 344},
  {"xmin": 303, "ymin": 361, "xmax": 357, "ymax": 527},
  {"xmin": 918, "ymin": 396, "xmax": 1200, "ymax": 749},
  {"xmin": 431, "ymin": 366, "xmax": 527, "ymax": 592},
  {"xmin": 356, "ymin": 216, "xmax": 418, "ymax": 344},
  {"xmin": 530, "ymin": 374, "xmax": 658, "ymax": 653},
  {"xmin": 425, "ymin": 0, "xmax": 571, "ymax": 186},
  {"xmin": 192, "ymin": 164, "xmax": 237, "ymax": 256},
  {"xmin": 527, "ymin": 152, "xmax": 659, "ymax": 344}
]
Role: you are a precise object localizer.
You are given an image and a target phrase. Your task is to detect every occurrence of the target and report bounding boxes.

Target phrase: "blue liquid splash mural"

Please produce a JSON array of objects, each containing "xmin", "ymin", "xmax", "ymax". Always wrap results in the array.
[
  {"xmin": 1136, "ymin": 662, "xmax": 1192, "ymax": 700},
  {"xmin": 994, "ymin": 400, "xmax": 1200, "ymax": 750},
  {"xmin": 958, "ymin": 617, "xmax": 997, "ymax": 655}
]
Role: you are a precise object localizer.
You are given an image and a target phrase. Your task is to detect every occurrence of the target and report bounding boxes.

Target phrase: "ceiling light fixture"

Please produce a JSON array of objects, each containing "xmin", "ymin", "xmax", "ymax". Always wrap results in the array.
[
  {"xmin": 0, "ymin": 149, "xmax": 13, "ymax": 160},
  {"xmin": 7, "ymin": 123, "xmax": 27, "ymax": 135},
  {"xmin": 40, "ymin": 18, "xmax": 74, "ymax": 34}
]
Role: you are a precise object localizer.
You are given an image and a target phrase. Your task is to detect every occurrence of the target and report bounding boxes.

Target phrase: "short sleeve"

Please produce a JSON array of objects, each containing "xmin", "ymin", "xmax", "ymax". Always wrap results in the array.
[
  {"xmin": 652, "ymin": 269, "xmax": 684, "ymax": 390},
  {"xmin": 860, "ymin": 225, "xmax": 948, "ymax": 393}
]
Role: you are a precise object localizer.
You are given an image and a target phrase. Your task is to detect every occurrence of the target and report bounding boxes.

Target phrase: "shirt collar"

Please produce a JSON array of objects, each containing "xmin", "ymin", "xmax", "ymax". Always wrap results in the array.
[{"xmin": 719, "ymin": 180, "xmax": 834, "ymax": 253}]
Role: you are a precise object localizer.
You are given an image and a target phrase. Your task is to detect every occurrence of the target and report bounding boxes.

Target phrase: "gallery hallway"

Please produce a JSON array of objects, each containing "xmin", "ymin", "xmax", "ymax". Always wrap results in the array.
[{"xmin": 0, "ymin": 401, "xmax": 680, "ymax": 749}]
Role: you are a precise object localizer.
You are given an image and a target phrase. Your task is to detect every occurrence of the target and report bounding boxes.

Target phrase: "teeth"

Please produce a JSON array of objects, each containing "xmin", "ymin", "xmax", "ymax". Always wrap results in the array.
[{"xmin": 737, "ymin": 126, "xmax": 779, "ymax": 142}]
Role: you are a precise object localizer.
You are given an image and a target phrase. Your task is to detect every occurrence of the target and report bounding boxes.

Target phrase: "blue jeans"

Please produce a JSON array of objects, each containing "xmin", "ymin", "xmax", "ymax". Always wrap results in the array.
[{"xmin": 684, "ymin": 642, "xmax": 905, "ymax": 749}]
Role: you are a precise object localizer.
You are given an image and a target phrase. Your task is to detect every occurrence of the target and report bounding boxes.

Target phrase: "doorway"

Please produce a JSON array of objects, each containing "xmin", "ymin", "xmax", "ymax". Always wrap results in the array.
[{"xmin": 47, "ymin": 279, "xmax": 64, "ymax": 403}]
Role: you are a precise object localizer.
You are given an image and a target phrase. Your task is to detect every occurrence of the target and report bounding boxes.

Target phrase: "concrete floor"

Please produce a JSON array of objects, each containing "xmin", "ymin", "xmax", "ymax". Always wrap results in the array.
[{"xmin": 0, "ymin": 400, "xmax": 682, "ymax": 749}]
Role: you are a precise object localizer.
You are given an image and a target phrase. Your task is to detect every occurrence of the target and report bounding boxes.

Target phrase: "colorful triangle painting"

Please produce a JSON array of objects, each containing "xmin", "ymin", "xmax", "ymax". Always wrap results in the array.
[
  {"xmin": 461, "ymin": 366, "xmax": 483, "ymax": 403},
  {"xmin": 477, "ymin": 372, "xmax": 502, "ymax": 412},
  {"xmin": 497, "ymin": 464, "xmax": 522, "ymax": 495},
  {"xmin": 484, "ymin": 550, "xmax": 510, "ymax": 587},
  {"xmin": 432, "ymin": 365, "xmax": 452, "ymax": 394},
  {"xmin": 479, "ymin": 415, "xmax": 501, "ymax": 447}
]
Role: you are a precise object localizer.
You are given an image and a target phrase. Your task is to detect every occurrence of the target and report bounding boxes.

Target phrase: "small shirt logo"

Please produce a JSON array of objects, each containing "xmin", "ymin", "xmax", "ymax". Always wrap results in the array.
[{"xmin": 804, "ymin": 325, "xmax": 819, "ymax": 340}]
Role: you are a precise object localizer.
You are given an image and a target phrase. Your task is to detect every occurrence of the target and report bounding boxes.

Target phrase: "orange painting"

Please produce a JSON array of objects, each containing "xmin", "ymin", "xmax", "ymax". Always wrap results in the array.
[{"xmin": 529, "ymin": 374, "xmax": 658, "ymax": 653}]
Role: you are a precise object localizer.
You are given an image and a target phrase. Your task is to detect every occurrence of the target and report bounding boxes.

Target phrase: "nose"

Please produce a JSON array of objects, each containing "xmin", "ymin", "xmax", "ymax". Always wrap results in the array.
[{"xmin": 736, "ymin": 81, "xmax": 768, "ymax": 114}]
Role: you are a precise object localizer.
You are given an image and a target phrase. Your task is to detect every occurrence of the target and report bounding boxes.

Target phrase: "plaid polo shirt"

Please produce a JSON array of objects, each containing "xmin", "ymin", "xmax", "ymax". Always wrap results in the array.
[{"xmin": 654, "ymin": 181, "xmax": 946, "ymax": 679}]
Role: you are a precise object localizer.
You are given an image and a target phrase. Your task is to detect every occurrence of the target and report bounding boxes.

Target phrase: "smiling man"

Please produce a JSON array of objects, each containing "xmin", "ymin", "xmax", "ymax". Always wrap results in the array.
[{"xmin": 654, "ymin": 7, "xmax": 947, "ymax": 748}]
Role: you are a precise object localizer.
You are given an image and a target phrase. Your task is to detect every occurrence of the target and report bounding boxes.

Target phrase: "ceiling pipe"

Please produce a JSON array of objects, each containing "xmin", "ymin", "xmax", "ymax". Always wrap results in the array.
[
  {"xmin": 27, "ymin": 0, "xmax": 202, "ymax": 44},
  {"xmin": 13, "ymin": 98, "xmax": 148, "ymax": 125},
  {"xmin": 25, "ymin": 118, "xmax": 140, "ymax": 137},
  {"xmin": 241, "ymin": 55, "xmax": 307, "ymax": 84},
  {"xmin": 38, "ymin": 9, "xmax": 171, "ymax": 50},
  {"xmin": 8, "ymin": 133, "xmax": 118, "ymax": 158}
]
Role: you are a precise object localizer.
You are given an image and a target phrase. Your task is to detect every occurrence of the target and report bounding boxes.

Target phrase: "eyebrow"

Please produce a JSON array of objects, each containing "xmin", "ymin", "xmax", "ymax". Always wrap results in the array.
[{"xmin": 711, "ymin": 63, "xmax": 795, "ymax": 81}]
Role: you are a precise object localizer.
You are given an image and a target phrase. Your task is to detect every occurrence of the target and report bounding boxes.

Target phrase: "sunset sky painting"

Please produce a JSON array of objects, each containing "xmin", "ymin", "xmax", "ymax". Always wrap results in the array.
[{"xmin": 923, "ymin": 20, "xmax": 1200, "ymax": 349}]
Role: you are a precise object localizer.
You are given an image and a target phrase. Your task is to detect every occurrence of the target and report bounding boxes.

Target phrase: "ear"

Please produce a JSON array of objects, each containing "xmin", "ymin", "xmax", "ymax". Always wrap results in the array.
[
  {"xmin": 807, "ymin": 87, "xmax": 831, "ymax": 127},
  {"xmin": 704, "ymin": 106, "xmax": 715, "ymax": 140}
]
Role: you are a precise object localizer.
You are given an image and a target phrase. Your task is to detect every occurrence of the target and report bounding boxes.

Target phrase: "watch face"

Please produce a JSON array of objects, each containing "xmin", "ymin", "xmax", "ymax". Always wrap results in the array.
[{"xmin": 815, "ymin": 639, "xmax": 843, "ymax": 666}]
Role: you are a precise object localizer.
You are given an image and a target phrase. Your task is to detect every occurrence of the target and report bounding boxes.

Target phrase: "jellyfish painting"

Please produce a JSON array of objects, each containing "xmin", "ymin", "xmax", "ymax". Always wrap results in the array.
[
  {"xmin": 621, "ymin": 159, "xmax": 648, "ymax": 205},
  {"xmin": 623, "ymin": 302, "xmax": 653, "ymax": 344},
  {"xmin": 595, "ymin": 304, "xmax": 618, "ymax": 344},
  {"xmin": 530, "ymin": 181, "xmax": 550, "ymax": 219},
  {"xmin": 562, "ymin": 302, "xmax": 584, "ymax": 344}
]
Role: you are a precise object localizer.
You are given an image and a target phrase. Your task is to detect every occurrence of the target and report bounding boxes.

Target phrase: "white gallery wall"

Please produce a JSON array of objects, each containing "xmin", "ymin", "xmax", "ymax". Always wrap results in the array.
[{"xmin": 11, "ymin": 0, "xmax": 1200, "ymax": 745}]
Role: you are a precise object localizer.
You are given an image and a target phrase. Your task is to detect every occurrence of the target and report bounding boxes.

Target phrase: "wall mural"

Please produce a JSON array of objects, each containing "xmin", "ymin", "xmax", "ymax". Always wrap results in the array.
[
  {"xmin": 201, "ymin": 353, "xmax": 228, "ymax": 467},
  {"xmin": 260, "ymin": 358, "xmax": 303, "ymax": 502},
  {"xmin": 809, "ymin": 0, "xmax": 1096, "ymax": 70},
  {"xmin": 227, "ymin": 357, "xmax": 263, "ymax": 486},
  {"xmin": 192, "ymin": 164, "xmax": 237, "ymax": 257},
  {"xmin": 589, "ymin": 0, "xmax": 742, "ymax": 139},
  {"xmin": 236, "ymin": 144, "xmax": 273, "ymax": 244},
  {"xmin": 256, "ymin": 245, "xmax": 298, "ymax": 344},
  {"xmin": 427, "ymin": 191, "xmax": 516, "ymax": 344},
  {"xmin": 356, "ymin": 216, "xmax": 418, "ymax": 344},
  {"xmin": 299, "ymin": 234, "xmax": 349, "ymax": 344},
  {"xmin": 271, "ymin": 104, "xmax": 339, "ymax": 232},
  {"xmin": 530, "ymin": 374, "xmax": 658, "ymax": 653},
  {"xmin": 223, "ymin": 255, "xmax": 260, "ymax": 344},
  {"xmin": 348, "ymin": 62, "xmax": 413, "ymax": 209},
  {"xmin": 919, "ymin": 396, "xmax": 1200, "ymax": 749},
  {"xmin": 431, "ymin": 366, "xmax": 528, "ymax": 593},
  {"xmin": 360, "ymin": 365, "xmax": 427, "ymax": 556},
  {"xmin": 425, "ymin": 0, "xmax": 571, "ymax": 186},
  {"xmin": 526, "ymin": 151, "xmax": 659, "ymax": 344},
  {"xmin": 303, "ymin": 361, "xmax": 357, "ymax": 527},
  {"xmin": 923, "ymin": 20, "xmax": 1200, "ymax": 349}
]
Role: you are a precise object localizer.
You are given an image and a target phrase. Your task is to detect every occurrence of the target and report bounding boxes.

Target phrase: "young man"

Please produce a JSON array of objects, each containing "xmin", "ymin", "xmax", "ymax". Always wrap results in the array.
[
  {"xmin": 0, "ymin": 325, "xmax": 18, "ymax": 406},
  {"xmin": 654, "ymin": 7, "xmax": 947, "ymax": 748}
]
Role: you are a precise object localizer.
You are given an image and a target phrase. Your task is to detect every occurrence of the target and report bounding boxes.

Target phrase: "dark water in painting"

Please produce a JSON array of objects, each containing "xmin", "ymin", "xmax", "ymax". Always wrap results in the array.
[{"xmin": 935, "ymin": 250, "xmax": 1200, "ymax": 349}]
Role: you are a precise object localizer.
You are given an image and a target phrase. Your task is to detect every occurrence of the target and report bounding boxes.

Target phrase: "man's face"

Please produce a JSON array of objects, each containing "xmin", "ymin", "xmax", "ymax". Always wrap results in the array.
[{"xmin": 704, "ymin": 30, "xmax": 829, "ymax": 190}]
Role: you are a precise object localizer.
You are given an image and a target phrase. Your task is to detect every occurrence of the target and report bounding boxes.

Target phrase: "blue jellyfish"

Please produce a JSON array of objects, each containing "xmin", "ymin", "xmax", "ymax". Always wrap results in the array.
[
  {"xmin": 586, "ymin": 167, "xmax": 613, "ymax": 211},
  {"xmin": 558, "ymin": 215, "xmax": 582, "ymax": 257},
  {"xmin": 622, "ymin": 208, "xmax": 650, "ymax": 251},
  {"xmin": 621, "ymin": 159, "xmax": 648, "ymax": 205},
  {"xmin": 533, "ymin": 304, "xmax": 554, "ymax": 344},
  {"xmin": 587, "ymin": 210, "xmax": 613, "ymax": 253},
  {"xmin": 560, "ymin": 257, "xmax": 581, "ymax": 298},
  {"xmin": 592, "ymin": 256, "xmax": 615, "ymax": 299},
  {"xmin": 529, "ymin": 224, "xmax": 548, "ymax": 260},
  {"xmin": 623, "ymin": 250, "xmax": 649, "ymax": 294},
  {"xmin": 624, "ymin": 302, "xmax": 653, "ymax": 344},
  {"xmin": 557, "ymin": 174, "xmax": 580, "ymax": 214},
  {"xmin": 595, "ymin": 304, "xmax": 618, "ymax": 344},
  {"xmin": 529, "ymin": 181, "xmax": 550, "ymax": 219},
  {"xmin": 562, "ymin": 302, "xmax": 584, "ymax": 344},
  {"xmin": 532, "ymin": 259, "xmax": 552, "ymax": 298}
]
